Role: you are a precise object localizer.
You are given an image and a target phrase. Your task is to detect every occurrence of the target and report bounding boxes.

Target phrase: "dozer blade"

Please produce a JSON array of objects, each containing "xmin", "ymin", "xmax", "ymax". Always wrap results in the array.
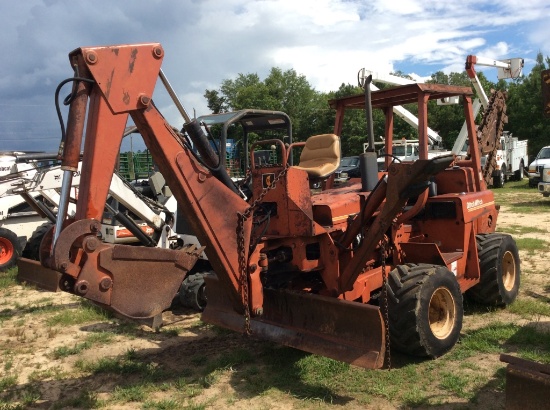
[
  {"xmin": 501, "ymin": 354, "xmax": 550, "ymax": 410},
  {"xmin": 17, "ymin": 257, "xmax": 62, "ymax": 292},
  {"xmin": 202, "ymin": 274, "xmax": 385, "ymax": 369}
]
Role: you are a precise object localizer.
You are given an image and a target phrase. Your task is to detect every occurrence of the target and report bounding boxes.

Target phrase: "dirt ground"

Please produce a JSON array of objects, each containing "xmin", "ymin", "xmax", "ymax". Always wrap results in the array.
[{"xmin": 1, "ymin": 195, "xmax": 549, "ymax": 409}]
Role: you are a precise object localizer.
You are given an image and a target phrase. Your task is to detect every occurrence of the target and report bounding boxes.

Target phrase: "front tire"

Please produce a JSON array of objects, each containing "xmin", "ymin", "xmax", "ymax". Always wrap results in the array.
[
  {"xmin": 179, "ymin": 272, "xmax": 208, "ymax": 311},
  {"xmin": 467, "ymin": 233, "xmax": 520, "ymax": 306},
  {"xmin": 0, "ymin": 227, "xmax": 22, "ymax": 271},
  {"xmin": 22, "ymin": 222, "xmax": 53, "ymax": 261},
  {"xmin": 386, "ymin": 264, "xmax": 463, "ymax": 358}
]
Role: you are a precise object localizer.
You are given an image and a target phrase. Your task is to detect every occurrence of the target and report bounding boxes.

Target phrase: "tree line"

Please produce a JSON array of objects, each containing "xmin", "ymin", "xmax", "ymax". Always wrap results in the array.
[{"xmin": 205, "ymin": 53, "xmax": 550, "ymax": 158}]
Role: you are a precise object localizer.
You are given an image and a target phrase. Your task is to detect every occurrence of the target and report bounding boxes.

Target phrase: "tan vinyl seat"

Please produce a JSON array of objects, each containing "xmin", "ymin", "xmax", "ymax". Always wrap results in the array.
[{"xmin": 292, "ymin": 134, "xmax": 341, "ymax": 179}]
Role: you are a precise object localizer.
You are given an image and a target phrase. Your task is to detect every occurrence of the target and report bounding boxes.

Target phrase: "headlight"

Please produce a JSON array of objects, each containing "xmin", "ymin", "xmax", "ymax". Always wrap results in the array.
[{"xmin": 543, "ymin": 168, "xmax": 550, "ymax": 182}]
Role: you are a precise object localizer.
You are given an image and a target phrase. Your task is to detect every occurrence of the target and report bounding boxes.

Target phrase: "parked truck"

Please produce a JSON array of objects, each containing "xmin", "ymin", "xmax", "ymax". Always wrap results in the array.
[
  {"xmin": 20, "ymin": 43, "xmax": 519, "ymax": 369},
  {"xmin": 529, "ymin": 145, "xmax": 550, "ymax": 187},
  {"xmin": 490, "ymin": 131, "xmax": 528, "ymax": 187},
  {"xmin": 538, "ymin": 163, "xmax": 550, "ymax": 197},
  {"xmin": 537, "ymin": 69, "xmax": 550, "ymax": 194}
]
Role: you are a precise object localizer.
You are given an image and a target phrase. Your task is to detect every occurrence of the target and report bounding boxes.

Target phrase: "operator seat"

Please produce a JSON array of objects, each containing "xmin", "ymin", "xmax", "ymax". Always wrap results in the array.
[{"xmin": 292, "ymin": 134, "xmax": 341, "ymax": 180}]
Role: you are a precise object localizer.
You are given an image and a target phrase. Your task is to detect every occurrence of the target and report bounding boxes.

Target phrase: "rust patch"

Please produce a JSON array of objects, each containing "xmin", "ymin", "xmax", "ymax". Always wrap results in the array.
[
  {"xmin": 105, "ymin": 68, "xmax": 114, "ymax": 100},
  {"xmin": 129, "ymin": 48, "xmax": 138, "ymax": 73}
]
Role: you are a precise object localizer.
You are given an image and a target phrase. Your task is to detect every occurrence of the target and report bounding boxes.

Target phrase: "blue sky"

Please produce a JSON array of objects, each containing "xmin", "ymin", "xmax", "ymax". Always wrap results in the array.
[{"xmin": 1, "ymin": 0, "xmax": 549, "ymax": 153}]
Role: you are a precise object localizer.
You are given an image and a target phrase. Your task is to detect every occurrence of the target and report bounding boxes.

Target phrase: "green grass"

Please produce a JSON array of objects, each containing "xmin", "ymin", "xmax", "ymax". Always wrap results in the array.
[
  {"xmin": 218, "ymin": 320, "xmax": 550, "ymax": 406},
  {"xmin": 0, "ymin": 301, "xmax": 66, "ymax": 321},
  {"xmin": 508, "ymin": 298, "xmax": 550, "ymax": 318},
  {"xmin": 0, "ymin": 403, "xmax": 25, "ymax": 410},
  {"xmin": 4, "ymin": 386, "xmax": 41, "ymax": 408},
  {"xmin": 143, "ymin": 399, "xmax": 194, "ymax": 410},
  {"xmin": 45, "ymin": 300, "xmax": 111, "ymax": 327},
  {"xmin": 0, "ymin": 375, "xmax": 17, "ymax": 391},
  {"xmin": 51, "ymin": 332, "xmax": 115, "ymax": 359},
  {"xmin": 27, "ymin": 366, "xmax": 67, "ymax": 382},
  {"xmin": 204, "ymin": 347, "xmax": 254, "ymax": 373},
  {"xmin": 514, "ymin": 237, "xmax": 548, "ymax": 254},
  {"xmin": 0, "ymin": 268, "xmax": 18, "ymax": 290},
  {"xmin": 75, "ymin": 349, "xmax": 168, "ymax": 381},
  {"xmin": 439, "ymin": 372, "xmax": 470, "ymax": 398},
  {"xmin": 112, "ymin": 384, "xmax": 149, "ymax": 402},
  {"xmin": 498, "ymin": 224, "xmax": 547, "ymax": 235},
  {"xmin": 491, "ymin": 180, "xmax": 550, "ymax": 211},
  {"xmin": 50, "ymin": 390, "xmax": 101, "ymax": 410},
  {"xmin": 72, "ymin": 349, "xmax": 210, "ymax": 406},
  {"xmin": 0, "ymin": 178, "xmax": 547, "ymax": 409}
]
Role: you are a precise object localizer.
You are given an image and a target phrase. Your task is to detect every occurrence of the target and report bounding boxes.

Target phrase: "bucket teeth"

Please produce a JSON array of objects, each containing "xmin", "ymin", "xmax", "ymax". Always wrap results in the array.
[{"xmin": 182, "ymin": 243, "xmax": 206, "ymax": 256}]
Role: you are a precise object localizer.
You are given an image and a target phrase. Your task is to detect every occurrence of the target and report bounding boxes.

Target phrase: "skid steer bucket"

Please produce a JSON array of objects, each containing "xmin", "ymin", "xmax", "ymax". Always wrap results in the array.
[{"xmin": 203, "ymin": 275, "xmax": 386, "ymax": 369}]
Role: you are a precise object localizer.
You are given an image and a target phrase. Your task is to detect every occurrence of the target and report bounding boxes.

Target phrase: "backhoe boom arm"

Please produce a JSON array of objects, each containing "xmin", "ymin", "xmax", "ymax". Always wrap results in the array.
[{"xmin": 44, "ymin": 43, "xmax": 252, "ymax": 318}]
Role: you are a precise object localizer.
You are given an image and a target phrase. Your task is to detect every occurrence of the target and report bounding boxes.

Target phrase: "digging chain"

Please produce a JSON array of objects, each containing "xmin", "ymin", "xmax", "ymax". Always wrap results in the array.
[
  {"xmin": 478, "ymin": 90, "xmax": 508, "ymax": 186},
  {"xmin": 236, "ymin": 165, "xmax": 289, "ymax": 335},
  {"xmin": 380, "ymin": 236, "xmax": 391, "ymax": 370}
]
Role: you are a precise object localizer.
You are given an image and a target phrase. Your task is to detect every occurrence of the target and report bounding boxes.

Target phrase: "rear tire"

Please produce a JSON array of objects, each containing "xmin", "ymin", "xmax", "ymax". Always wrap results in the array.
[
  {"xmin": 467, "ymin": 233, "xmax": 520, "ymax": 306},
  {"xmin": 386, "ymin": 264, "xmax": 463, "ymax": 358},
  {"xmin": 514, "ymin": 160, "xmax": 525, "ymax": 180},
  {"xmin": 179, "ymin": 272, "xmax": 208, "ymax": 311},
  {"xmin": 493, "ymin": 169, "xmax": 505, "ymax": 188},
  {"xmin": 0, "ymin": 227, "xmax": 22, "ymax": 271},
  {"xmin": 22, "ymin": 222, "xmax": 53, "ymax": 261}
]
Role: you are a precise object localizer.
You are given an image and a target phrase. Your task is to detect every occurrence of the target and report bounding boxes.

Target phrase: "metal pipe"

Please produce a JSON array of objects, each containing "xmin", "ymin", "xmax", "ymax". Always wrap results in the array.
[
  {"xmin": 15, "ymin": 152, "xmax": 61, "ymax": 163},
  {"xmin": 19, "ymin": 192, "xmax": 57, "ymax": 223},
  {"xmin": 363, "ymin": 74, "xmax": 375, "ymax": 153},
  {"xmin": 54, "ymin": 55, "xmax": 93, "ymax": 249},
  {"xmin": 158, "ymin": 69, "xmax": 192, "ymax": 123},
  {"xmin": 159, "ymin": 68, "xmax": 238, "ymax": 194},
  {"xmin": 53, "ymin": 170, "xmax": 74, "ymax": 244}
]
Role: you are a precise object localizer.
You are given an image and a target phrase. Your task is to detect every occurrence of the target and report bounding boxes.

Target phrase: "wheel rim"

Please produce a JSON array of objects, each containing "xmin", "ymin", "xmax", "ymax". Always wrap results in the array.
[
  {"xmin": 502, "ymin": 250, "xmax": 516, "ymax": 291},
  {"xmin": 197, "ymin": 284, "xmax": 207, "ymax": 310},
  {"xmin": 0, "ymin": 237, "xmax": 14, "ymax": 265},
  {"xmin": 428, "ymin": 287, "xmax": 456, "ymax": 339}
]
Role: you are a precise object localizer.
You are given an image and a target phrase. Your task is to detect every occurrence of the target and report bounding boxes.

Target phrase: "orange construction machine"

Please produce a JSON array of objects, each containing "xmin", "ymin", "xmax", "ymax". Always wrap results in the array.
[{"xmin": 23, "ymin": 43, "xmax": 519, "ymax": 369}]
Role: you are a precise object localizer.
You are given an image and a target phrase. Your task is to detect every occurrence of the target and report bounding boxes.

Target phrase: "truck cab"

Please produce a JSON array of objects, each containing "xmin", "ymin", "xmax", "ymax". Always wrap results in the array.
[{"xmin": 528, "ymin": 146, "xmax": 550, "ymax": 187}]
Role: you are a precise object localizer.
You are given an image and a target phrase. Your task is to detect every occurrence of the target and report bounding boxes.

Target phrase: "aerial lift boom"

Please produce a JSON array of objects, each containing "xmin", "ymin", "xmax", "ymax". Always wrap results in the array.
[
  {"xmin": 363, "ymin": 56, "xmax": 523, "ymax": 155},
  {"xmin": 451, "ymin": 55, "xmax": 524, "ymax": 154},
  {"xmin": 360, "ymin": 69, "xmax": 442, "ymax": 146}
]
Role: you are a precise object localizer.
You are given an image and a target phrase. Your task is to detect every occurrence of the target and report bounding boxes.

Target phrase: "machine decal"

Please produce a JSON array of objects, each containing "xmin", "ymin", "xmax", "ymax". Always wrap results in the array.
[
  {"xmin": 262, "ymin": 173, "xmax": 275, "ymax": 189},
  {"xmin": 466, "ymin": 200, "xmax": 494, "ymax": 212}
]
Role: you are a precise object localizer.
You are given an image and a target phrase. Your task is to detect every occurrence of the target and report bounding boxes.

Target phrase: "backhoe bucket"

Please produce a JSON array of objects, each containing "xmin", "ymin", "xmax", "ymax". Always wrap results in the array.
[{"xmin": 202, "ymin": 275, "xmax": 386, "ymax": 369}]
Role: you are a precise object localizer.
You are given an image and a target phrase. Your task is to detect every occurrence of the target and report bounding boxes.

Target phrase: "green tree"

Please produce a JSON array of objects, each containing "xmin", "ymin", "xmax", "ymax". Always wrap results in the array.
[
  {"xmin": 324, "ymin": 83, "xmax": 372, "ymax": 156},
  {"xmin": 203, "ymin": 59, "xmax": 550, "ymax": 160},
  {"xmin": 204, "ymin": 68, "xmax": 327, "ymax": 142}
]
